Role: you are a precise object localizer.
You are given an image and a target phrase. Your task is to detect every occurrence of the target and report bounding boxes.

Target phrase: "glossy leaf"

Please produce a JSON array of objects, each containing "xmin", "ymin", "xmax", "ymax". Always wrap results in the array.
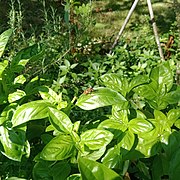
[
  {"xmin": 135, "ymin": 135, "xmax": 161, "ymax": 157},
  {"xmin": 128, "ymin": 118, "xmax": 153, "ymax": 134},
  {"xmin": 101, "ymin": 74, "xmax": 129, "ymax": 96},
  {"xmin": 150, "ymin": 61, "xmax": 173, "ymax": 93},
  {"xmin": 0, "ymin": 126, "xmax": 25, "ymax": 161},
  {"xmin": 128, "ymin": 75, "xmax": 149, "ymax": 91},
  {"xmin": 111, "ymin": 108, "xmax": 129, "ymax": 124},
  {"xmin": 162, "ymin": 131, "xmax": 180, "ymax": 159},
  {"xmin": 8, "ymin": 89, "xmax": 26, "ymax": 103},
  {"xmin": 0, "ymin": 29, "xmax": 12, "ymax": 57},
  {"xmin": 167, "ymin": 109, "xmax": 180, "ymax": 127},
  {"xmin": 174, "ymin": 119, "xmax": 180, "ymax": 129},
  {"xmin": 101, "ymin": 145, "xmax": 122, "ymax": 169},
  {"xmin": 163, "ymin": 87, "xmax": 180, "ymax": 104},
  {"xmin": 154, "ymin": 110, "xmax": 170, "ymax": 133},
  {"xmin": 81, "ymin": 146, "xmax": 106, "ymax": 161},
  {"xmin": 76, "ymin": 87, "xmax": 127, "ymax": 110},
  {"xmin": 48, "ymin": 107, "xmax": 73, "ymax": 134},
  {"xmin": 98, "ymin": 119, "xmax": 127, "ymax": 138},
  {"xmin": 12, "ymin": 100, "xmax": 54, "ymax": 127},
  {"xmin": 78, "ymin": 157, "xmax": 122, "ymax": 180},
  {"xmin": 40, "ymin": 134, "xmax": 75, "ymax": 161},
  {"xmin": 117, "ymin": 130, "xmax": 135, "ymax": 154},
  {"xmin": 13, "ymin": 75, "xmax": 26, "ymax": 85},
  {"xmin": 67, "ymin": 174, "xmax": 81, "ymax": 180},
  {"xmin": 0, "ymin": 103, "xmax": 18, "ymax": 125},
  {"xmin": 39, "ymin": 86, "xmax": 59, "ymax": 104},
  {"xmin": 133, "ymin": 84, "xmax": 156, "ymax": 100},
  {"xmin": 80, "ymin": 129, "xmax": 113, "ymax": 150}
]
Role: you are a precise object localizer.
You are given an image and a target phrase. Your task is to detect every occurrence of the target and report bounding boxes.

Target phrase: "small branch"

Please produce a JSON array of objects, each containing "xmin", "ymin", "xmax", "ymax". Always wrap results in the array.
[
  {"xmin": 147, "ymin": 0, "xmax": 165, "ymax": 61},
  {"xmin": 109, "ymin": 0, "xmax": 139, "ymax": 54}
]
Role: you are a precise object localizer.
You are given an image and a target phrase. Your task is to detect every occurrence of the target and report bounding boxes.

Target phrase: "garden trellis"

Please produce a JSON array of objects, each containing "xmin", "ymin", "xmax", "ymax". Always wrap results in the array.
[{"xmin": 110, "ymin": 0, "xmax": 165, "ymax": 61}]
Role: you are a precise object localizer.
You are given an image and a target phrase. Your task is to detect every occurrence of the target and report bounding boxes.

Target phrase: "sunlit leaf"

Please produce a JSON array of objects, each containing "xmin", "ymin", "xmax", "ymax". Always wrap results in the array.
[
  {"xmin": 101, "ymin": 74, "xmax": 129, "ymax": 96},
  {"xmin": 128, "ymin": 118, "xmax": 153, "ymax": 134},
  {"xmin": 0, "ymin": 126, "xmax": 25, "ymax": 161},
  {"xmin": 80, "ymin": 129, "xmax": 113, "ymax": 150},
  {"xmin": 12, "ymin": 100, "xmax": 54, "ymax": 127},
  {"xmin": 102, "ymin": 145, "xmax": 122, "ymax": 169},
  {"xmin": 8, "ymin": 89, "xmax": 26, "ymax": 103},
  {"xmin": 0, "ymin": 29, "xmax": 12, "ymax": 57},
  {"xmin": 48, "ymin": 107, "xmax": 73, "ymax": 134},
  {"xmin": 14, "ymin": 75, "xmax": 26, "ymax": 85},
  {"xmin": 76, "ymin": 87, "xmax": 127, "ymax": 110}
]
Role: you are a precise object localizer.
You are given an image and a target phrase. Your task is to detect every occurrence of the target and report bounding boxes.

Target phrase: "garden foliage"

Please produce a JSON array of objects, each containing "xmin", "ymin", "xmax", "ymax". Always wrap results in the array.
[{"xmin": 0, "ymin": 0, "xmax": 180, "ymax": 179}]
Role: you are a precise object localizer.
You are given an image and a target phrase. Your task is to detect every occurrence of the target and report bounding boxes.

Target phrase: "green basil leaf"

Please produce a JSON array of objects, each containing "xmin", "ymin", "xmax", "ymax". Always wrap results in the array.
[
  {"xmin": 67, "ymin": 174, "xmax": 81, "ymax": 180},
  {"xmin": 101, "ymin": 145, "xmax": 122, "ymax": 169},
  {"xmin": 150, "ymin": 61, "xmax": 173, "ymax": 93},
  {"xmin": 135, "ymin": 135, "xmax": 161, "ymax": 157},
  {"xmin": 39, "ymin": 86, "xmax": 59, "ymax": 103},
  {"xmin": 128, "ymin": 75, "xmax": 149, "ymax": 91},
  {"xmin": 8, "ymin": 89, "xmax": 26, "ymax": 103},
  {"xmin": 48, "ymin": 107, "xmax": 73, "ymax": 134},
  {"xmin": 11, "ymin": 44, "xmax": 43, "ymax": 68},
  {"xmin": 98, "ymin": 119, "xmax": 127, "ymax": 139},
  {"xmin": 0, "ymin": 126, "xmax": 24, "ymax": 161},
  {"xmin": 101, "ymin": 74, "xmax": 129, "ymax": 96},
  {"xmin": 50, "ymin": 161, "xmax": 71, "ymax": 180},
  {"xmin": 12, "ymin": 100, "xmax": 53, "ymax": 127},
  {"xmin": 40, "ymin": 134, "xmax": 75, "ymax": 161},
  {"xmin": 133, "ymin": 84, "xmax": 156, "ymax": 100},
  {"xmin": 152, "ymin": 155, "xmax": 164, "ymax": 180},
  {"xmin": 111, "ymin": 108, "xmax": 129, "ymax": 124},
  {"xmin": 174, "ymin": 119, "xmax": 180, "ymax": 129},
  {"xmin": 80, "ymin": 146, "xmax": 106, "ymax": 161},
  {"xmin": 14, "ymin": 75, "xmax": 26, "ymax": 85},
  {"xmin": 80, "ymin": 129, "xmax": 113, "ymax": 150},
  {"xmin": 78, "ymin": 157, "xmax": 122, "ymax": 180},
  {"xmin": 76, "ymin": 87, "xmax": 127, "ymax": 110},
  {"xmin": 162, "ymin": 131, "xmax": 180, "ymax": 159},
  {"xmin": 0, "ymin": 29, "xmax": 12, "ymax": 57},
  {"xmin": 163, "ymin": 87, "xmax": 180, "ymax": 104},
  {"xmin": 136, "ymin": 161, "xmax": 151, "ymax": 180},
  {"xmin": 117, "ymin": 130, "xmax": 135, "ymax": 154},
  {"xmin": 0, "ymin": 60, "xmax": 8, "ymax": 78},
  {"xmin": 33, "ymin": 161, "xmax": 54, "ymax": 180},
  {"xmin": 169, "ymin": 148, "xmax": 180, "ymax": 180},
  {"xmin": 0, "ymin": 103, "xmax": 18, "ymax": 125},
  {"xmin": 167, "ymin": 109, "xmax": 180, "ymax": 126},
  {"xmin": 128, "ymin": 118, "xmax": 153, "ymax": 134}
]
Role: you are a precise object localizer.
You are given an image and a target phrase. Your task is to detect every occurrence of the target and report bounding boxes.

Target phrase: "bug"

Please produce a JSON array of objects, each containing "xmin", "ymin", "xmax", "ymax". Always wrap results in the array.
[{"xmin": 83, "ymin": 87, "xmax": 94, "ymax": 95}]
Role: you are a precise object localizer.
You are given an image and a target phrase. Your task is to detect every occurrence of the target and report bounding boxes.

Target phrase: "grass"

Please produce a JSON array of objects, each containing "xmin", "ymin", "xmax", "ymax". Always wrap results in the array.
[{"xmin": 91, "ymin": 0, "xmax": 176, "ymax": 39}]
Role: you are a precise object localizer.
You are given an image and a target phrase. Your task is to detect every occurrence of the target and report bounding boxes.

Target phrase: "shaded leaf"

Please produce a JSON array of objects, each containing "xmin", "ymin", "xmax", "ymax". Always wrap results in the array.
[
  {"xmin": 40, "ymin": 134, "xmax": 75, "ymax": 161},
  {"xmin": 78, "ymin": 157, "xmax": 122, "ymax": 180}
]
